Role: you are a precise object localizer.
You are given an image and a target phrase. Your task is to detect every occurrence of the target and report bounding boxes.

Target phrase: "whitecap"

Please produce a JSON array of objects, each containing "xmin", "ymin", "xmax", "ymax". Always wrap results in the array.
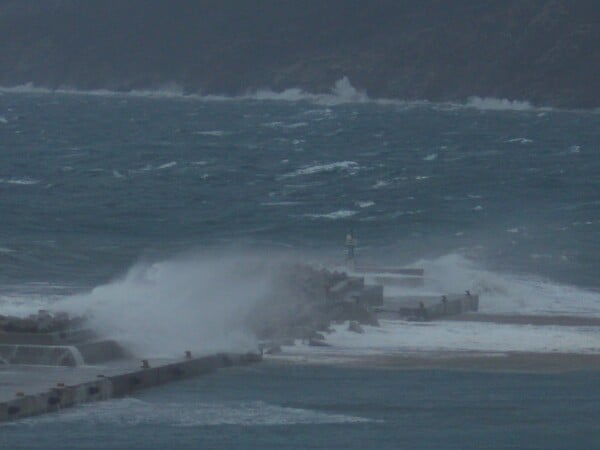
[
  {"xmin": 356, "ymin": 201, "xmax": 375, "ymax": 208},
  {"xmin": 305, "ymin": 210, "xmax": 358, "ymax": 220},
  {"xmin": 282, "ymin": 161, "xmax": 359, "ymax": 178},
  {"xmin": 506, "ymin": 138, "xmax": 533, "ymax": 144},
  {"xmin": 273, "ymin": 319, "xmax": 600, "ymax": 360},
  {"xmin": 0, "ymin": 177, "xmax": 40, "ymax": 185},
  {"xmin": 157, "ymin": 161, "xmax": 177, "ymax": 170},
  {"xmin": 194, "ymin": 130, "xmax": 226, "ymax": 136},
  {"xmin": 423, "ymin": 153, "xmax": 438, "ymax": 161},
  {"xmin": 372, "ymin": 180, "xmax": 390, "ymax": 189},
  {"xmin": 466, "ymin": 97, "xmax": 536, "ymax": 111},
  {"xmin": 0, "ymin": 80, "xmax": 571, "ymax": 112},
  {"xmin": 282, "ymin": 122, "xmax": 308, "ymax": 128},
  {"xmin": 0, "ymin": 116, "xmax": 7, "ymax": 124},
  {"xmin": 261, "ymin": 201, "xmax": 302, "ymax": 207},
  {"xmin": 262, "ymin": 121, "xmax": 284, "ymax": 127}
]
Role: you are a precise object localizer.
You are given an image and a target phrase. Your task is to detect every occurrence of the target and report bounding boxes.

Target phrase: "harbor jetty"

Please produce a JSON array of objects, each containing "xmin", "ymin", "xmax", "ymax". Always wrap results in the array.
[
  {"xmin": 0, "ymin": 312, "xmax": 260, "ymax": 422},
  {"xmin": 250, "ymin": 262, "xmax": 478, "ymax": 350},
  {"xmin": 1, "ymin": 261, "xmax": 476, "ymax": 422}
]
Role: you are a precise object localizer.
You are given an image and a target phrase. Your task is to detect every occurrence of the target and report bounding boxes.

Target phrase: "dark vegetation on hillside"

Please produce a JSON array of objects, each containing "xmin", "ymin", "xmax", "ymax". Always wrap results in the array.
[{"xmin": 0, "ymin": 0, "xmax": 598, "ymax": 107}]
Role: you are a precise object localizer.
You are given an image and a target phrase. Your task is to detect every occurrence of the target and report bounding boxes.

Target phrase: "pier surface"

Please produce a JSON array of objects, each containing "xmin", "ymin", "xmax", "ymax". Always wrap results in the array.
[{"xmin": 0, "ymin": 352, "xmax": 261, "ymax": 422}]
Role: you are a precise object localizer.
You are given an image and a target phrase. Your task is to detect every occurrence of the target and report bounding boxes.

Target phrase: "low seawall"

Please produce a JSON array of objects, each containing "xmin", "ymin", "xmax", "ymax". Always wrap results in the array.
[{"xmin": 0, "ymin": 352, "xmax": 261, "ymax": 422}]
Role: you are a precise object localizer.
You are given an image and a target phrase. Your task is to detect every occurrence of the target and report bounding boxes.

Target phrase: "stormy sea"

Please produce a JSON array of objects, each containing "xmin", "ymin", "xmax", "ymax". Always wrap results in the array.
[{"xmin": 1, "ymin": 82, "xmax": 599, "ymax": 449}]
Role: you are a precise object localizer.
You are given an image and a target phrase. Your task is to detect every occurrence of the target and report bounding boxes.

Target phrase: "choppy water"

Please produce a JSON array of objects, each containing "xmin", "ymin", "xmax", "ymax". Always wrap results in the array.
[
  {"xmin": 1, "ymin": 89, "xmax": 599, "ymax": 447},
  {"xmin": 2, "ymin": 364, "xmax": 600, "ymax": 450}
]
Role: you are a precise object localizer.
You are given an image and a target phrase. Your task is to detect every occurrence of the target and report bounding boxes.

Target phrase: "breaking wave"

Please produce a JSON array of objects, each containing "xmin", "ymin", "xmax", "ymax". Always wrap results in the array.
[
  {"xmin": 465, "ymin": 97, "xmax": 539, "ymax": 111},
  {"xmin": 0, "ymin": 78, "xmax": 574, "ymax": 112},
  {"xmin": 414, "ymin": 254, "xmax": 600, "ymax": 317},
  {"xmin": 304, "ymin": 210, "xmax": 358, "ymax": 220},
  {"xmin": 51, "ymin": 252, "xmax": 288, "ymax": 358},
  {"xmin": 281, "ymin": 161, "xmax": 360, "ymax": 178},
  {"xmin": 0, "ymin": 177, "xmax": 40, "ymax": 185}
]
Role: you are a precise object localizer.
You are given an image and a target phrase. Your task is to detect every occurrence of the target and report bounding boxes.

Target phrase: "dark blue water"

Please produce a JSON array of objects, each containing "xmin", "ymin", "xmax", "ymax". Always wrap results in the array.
[
  {"xmin": 1, "ymin": 90, "xmax": 599, "ymax": 448},
  {"xmin": 1, "ymin": 92, "xmax": 599, "ymax": 291},
  {"xmin": 2, "ymin": 364, "xmax": 599, "ymax": 449}
]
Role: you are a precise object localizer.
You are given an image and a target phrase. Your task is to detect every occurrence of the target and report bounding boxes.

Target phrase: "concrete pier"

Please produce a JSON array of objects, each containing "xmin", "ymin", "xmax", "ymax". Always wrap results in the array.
[
  {"xmin": 0, "ymin": 352, "xmax": 261, "ymax": 422},
  {"xmin": 376, "ymin": 293, "xmax": 479, "ymax": 320}
]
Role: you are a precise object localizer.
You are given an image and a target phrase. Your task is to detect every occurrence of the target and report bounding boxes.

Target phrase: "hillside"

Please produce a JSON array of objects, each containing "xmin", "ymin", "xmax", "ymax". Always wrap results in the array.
[{"xmin": 0, "ymin": 0, "xmax": 598, "ymax": 107}]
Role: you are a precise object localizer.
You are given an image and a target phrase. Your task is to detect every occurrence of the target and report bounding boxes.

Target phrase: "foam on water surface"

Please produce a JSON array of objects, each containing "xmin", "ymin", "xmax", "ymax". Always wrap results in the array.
[
  {"xmin": 266, "ymin": 319, "xmax": 600, "ymax": 366},
  {"xmin": 11, "ymin": 398, "xmax": 372, "ymax": 427}
]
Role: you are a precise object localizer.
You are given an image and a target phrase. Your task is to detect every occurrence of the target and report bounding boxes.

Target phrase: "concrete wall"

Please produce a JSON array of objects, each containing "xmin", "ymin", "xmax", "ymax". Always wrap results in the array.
[{"xmin": 0, "ymin": 352, "xmax": 261, "ymax": 422}]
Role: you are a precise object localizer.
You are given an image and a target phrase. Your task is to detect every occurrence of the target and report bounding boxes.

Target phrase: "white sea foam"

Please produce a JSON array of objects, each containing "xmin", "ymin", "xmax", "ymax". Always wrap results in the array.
[
  {"xmin": 304, "ymin": 210, "xmax": 358, "ymax": 220},
  {"xmin": 284, "ymin": 122, "xmax": 308, "ymax": 128},
  {"xmin": 0, "ymin": 292, "xmax": 57, "ymax": 317},
  {"xmin": 506, "ymin": 138, "xmax": 534, "ymax": 144},
  {"xmin": 261, "ymin": 201, "xmax": 302, "ymax": 207},
  {"xmin": 19, "ymin": 398, "xmax": 371, "ymax": 426},
  {"xmin": 0, "ymin": 177, "xmax": 40, "ymax": 185},
  {"xmin": 372, "ymin": 180, "xmax": 390, "ymax": 189},
  {"xmin": 0, "ymin": 79, "xmax": 581, "ymax": 113},
  {"xmin": 423, "ymin": 153, "xmax": 438, "ymax": 161},
  {"xmin": 51, "ymin": 253, "xmax": 284, "ymax": 358},
  {"xmin": 281, "ymin": 161, "xmax": 359, "ymax": 178},
  {"xmin": 247, "ymin": 77, "xmax": 371, "ymax": 106},
  {"xmin": 194, "ymin": 130, "xmax": 226, "ymax": 136},
  {"xmin": 269, "ymin": 319, "xmax": 600, "ymax": 362},
  {"xmin": 156, "ymin": 161, "xmax": 177, "ymax": 170},
  {"xmin": 0, "ymin": 116, "xmax": 7, "ymax": 124},
  {"xmin": 414, "ymin": 254, "xmax": 600, "ymax": 317},
  {"xmin": 0, "ymin": 82, "xmax": 187, "ymax": 99},
  {"xmin": 263, "ymin": 122, "xmax": 308, "ymax": 129},
  {"xmin": 356, "ymin": 201, "xmax": 375, "ymax": 208},
  {"xmin": 465, "ymin": 97, "xmax": 537, "ymax": 111}
]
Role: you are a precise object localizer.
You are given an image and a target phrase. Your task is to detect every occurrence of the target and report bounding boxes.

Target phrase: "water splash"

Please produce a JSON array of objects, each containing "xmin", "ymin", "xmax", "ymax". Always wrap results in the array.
[{"xmin": 52, "ymin": 252, "xmax": 287, "ymax": 358}]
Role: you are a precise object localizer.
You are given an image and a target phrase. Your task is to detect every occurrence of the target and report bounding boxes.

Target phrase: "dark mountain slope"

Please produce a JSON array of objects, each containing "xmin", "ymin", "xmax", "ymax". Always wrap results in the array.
[{"xmin": 0, "ymin": 0, "xmax": 598, "ymax": 107}]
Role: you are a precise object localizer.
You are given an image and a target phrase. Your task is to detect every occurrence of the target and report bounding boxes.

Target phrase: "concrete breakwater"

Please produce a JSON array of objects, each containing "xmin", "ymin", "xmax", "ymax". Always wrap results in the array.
[
  {"xmin": 0, "ymin": 263, "xmax": 474, "ymax": 422},
  {"xmin": 251, "ymin": 263, "xmax": 478, "ymax": 351},
  {"xmin": 0, "ymin": 352, "xmax": 261, "ymax": 422},
  {"xmin": 0, "ymin": 311, "xmax": 261, "ymax": 423}
]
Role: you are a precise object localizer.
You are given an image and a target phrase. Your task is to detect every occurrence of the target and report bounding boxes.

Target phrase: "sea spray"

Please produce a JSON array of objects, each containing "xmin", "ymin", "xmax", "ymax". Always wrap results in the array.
[
  {"xmin": 413, "ymin": 254, "xmax": 600, "ymax": 316},
  {"xmin": 52, "ymin": 252, "xmax": 291, "ymax": 358}
]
